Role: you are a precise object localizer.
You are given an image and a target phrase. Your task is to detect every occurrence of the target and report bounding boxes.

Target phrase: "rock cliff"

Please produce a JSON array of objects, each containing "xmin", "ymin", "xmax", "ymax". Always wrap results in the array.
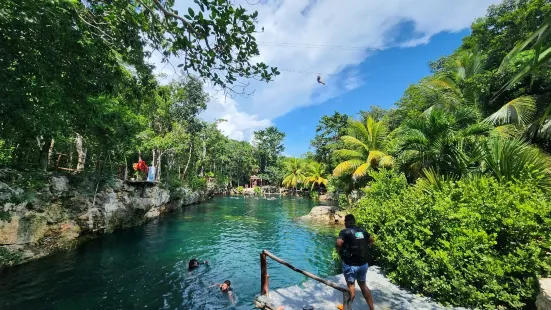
[{"xmin": 0, "ymin": 170, "xmax": 214, "ymax": 267}]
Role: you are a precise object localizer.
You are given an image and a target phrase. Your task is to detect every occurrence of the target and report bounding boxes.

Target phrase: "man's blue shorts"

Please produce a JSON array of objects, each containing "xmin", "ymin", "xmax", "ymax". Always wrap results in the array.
[{"xmin": 342, "ymin": 262, "xmax": 368, "ymax": 283}]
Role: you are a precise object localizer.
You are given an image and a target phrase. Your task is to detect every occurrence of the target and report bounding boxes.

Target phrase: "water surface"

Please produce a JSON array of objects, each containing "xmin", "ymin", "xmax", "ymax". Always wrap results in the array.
[{"xmin": 0, "ymin": 196, "xmax": 340, "ymax": 309}]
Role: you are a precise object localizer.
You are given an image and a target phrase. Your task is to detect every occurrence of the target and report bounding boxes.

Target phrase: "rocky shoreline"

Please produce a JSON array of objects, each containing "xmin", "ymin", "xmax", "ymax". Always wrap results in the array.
[
  {"xmin": 0, "ymin": 170, "xmax": 216, "ymax": 268},
  {"xmin": 300, "ymin": 205, "xmax": 346, "ymax": 225}
]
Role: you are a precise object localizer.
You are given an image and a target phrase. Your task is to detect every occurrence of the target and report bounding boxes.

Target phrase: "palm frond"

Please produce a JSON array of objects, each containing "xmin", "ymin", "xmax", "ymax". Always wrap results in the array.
[
  {"xmin": 333, "ymin": 149, "xmax": 364, "ymax": 160},
  {"xmin": 352, "ymin": 163, "xmax": 370, "ymax": 180},
  {"xmin": 460, "ymin": 123, "xmax": 491, "ymax": 138},
  {"xmin": 333, "ymin": 159, "xmax": 363, "ymax": 177},
  {"xmin": 379, "ymin": 155, "xmax": 394, "ymax": 169},
  {"xmin": 426, "ymin": 77, "xmax": 458, "ymax": 93},
  {"xmin": 499, "ymin": 15, "xmax": 551, "ymax": 73},
  {"xmin": 482, "ymin": 136, "xmax": 551, "ymax": 189},
  {"xmin": 484, "ymin": 96, "xmax": 536, "ymax": 127},
  {"xmin": 348, "ymin": 120, "xmax": 370, "ymax": 142},
  {"xmin": 492, "ymin": 124, "xmax": 523, "ymax": 138},
  {"xmin": 340, "ymin": 135, "xmax": 369, "ymax": 152},
  {"xmin": 367, "ymin": 150, "xmax": 384, "ymax": 167}
]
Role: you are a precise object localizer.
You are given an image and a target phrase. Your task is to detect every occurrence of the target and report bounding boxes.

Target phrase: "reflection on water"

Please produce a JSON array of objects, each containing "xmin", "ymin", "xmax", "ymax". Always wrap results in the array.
[{"xmin": 0, "ymin": 196, "xmax": 340, "ymax": 310}]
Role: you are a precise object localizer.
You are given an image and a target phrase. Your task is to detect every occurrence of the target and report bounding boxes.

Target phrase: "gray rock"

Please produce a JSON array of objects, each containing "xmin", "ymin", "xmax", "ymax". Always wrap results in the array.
[
  {"xmin": 51, "ymin": 176, "xmax": 69, "ymax": 193},
  {"xmin": 537, "ymin": 278, "xmax": 551, "ymax": 310},
  {"xmin": 301, "ymin": 206, "xmax": 346, "ymax": 224},
  {"xmin": 1, "ymin": 175, "xmax": 213, "ymax": 267},
  {"xmin": 0, "ymin": 181, "xmax": 14, "ymax": 202},
  {"xmin": 144, "ymin": 207, "xmax": 160, "ymax": 219}
]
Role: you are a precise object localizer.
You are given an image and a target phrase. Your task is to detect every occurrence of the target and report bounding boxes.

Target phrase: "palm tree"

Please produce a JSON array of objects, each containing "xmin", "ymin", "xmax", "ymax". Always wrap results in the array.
[
  {"xmin": 397, "ymin": 107, "xmax": 491, "ymax": 179},
  {"xmin": 304, "ymin": 161, "xmax": 328, "ymax": 191},
  {"xmin": 333, "ymin": 116, "xmax": 393, "ymax": 180},
  {"xmin": 420, "ymin": 49, "xmax": 484, "ymax": 113},
  {"xmin": 497, "ymin": 15, "xmax": 551, "ymax": 96},
  {"xmin": 481, "ymin": 136, "xmax": 551, "ymax": 189},
  {"xmin": 493, "ymin": 17, "xmax": 551, "ymax": 137},
  {"xmin": 483, "ymin": 96, "xmax": 536, "ymax": 137},
  {"xmin": 282, "ymin": 158, "xmax": 305, "ymax": 190}
]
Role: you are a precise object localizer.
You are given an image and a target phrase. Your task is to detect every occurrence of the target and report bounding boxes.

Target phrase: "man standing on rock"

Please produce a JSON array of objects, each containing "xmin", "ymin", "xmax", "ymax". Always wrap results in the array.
[{"xmin": 336, "ymin": 214, "xmax": 375, "ymax": 310}]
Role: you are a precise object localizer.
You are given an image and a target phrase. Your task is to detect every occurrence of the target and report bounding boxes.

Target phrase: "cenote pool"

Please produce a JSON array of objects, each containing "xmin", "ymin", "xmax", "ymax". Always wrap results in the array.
[{"xmin": 0, "ymin": 196, "xmax": 340, "ymax": 309}]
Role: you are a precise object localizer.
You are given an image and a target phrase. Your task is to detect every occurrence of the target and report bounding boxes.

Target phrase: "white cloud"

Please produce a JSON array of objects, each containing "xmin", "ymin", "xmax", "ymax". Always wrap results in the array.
[
  {"xmin": 150, "ymin": 0, "xmax": 501, "ymax": 141},
  {"xmin": 200, "ymin": 92, "xmax": 272, "ymax": 141}
]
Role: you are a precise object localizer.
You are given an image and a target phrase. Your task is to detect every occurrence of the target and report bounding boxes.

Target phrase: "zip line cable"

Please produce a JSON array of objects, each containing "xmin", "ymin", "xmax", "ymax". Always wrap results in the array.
[{"xmin": 250, "ymin": 41, "xmax": 379, "ymax": 82}]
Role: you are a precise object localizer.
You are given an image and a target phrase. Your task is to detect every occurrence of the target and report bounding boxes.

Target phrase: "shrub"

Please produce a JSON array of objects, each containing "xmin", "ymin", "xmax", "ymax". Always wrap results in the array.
[
  {"xmin": 338, "ymin": 193, "xmax": 348, "ymax": 208},
  {"xmin": 254, "ymin": 186, "xmax": 262, "ymax": 195},
  {"xmin": 236, "ymin": 186, "xmax": 244, "ymax": 194},
  {"xmin": 0, "ymin": 247, "xmax": 22, "ymax": 267},
  {"xmin": 353, "ymin": 174, "xmax": 551, "ymax": 309},
  {"xmin": 0, "ymin": 139, "xmax": 14, "ymax": 167},
  {"xmin": 362, "ymin": 169, "xmax": 408, "ymax": 201},
  {"xmin": 188, "ymin": 176, "xmax": 207, "ymax": 191},
  {"xmin": 310, "ymin": 191, "xmax": 319, "ymax": 199}
]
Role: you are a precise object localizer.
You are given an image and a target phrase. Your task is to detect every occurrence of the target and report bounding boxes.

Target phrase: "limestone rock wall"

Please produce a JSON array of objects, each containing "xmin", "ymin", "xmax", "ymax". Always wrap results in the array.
[
  {"xmin": 0, "ymin": 170, "xmax": 213, "ymax": 267},
  {"xmin": 538, "ymin": 279, "xmax": 551, "ymax": 310}
]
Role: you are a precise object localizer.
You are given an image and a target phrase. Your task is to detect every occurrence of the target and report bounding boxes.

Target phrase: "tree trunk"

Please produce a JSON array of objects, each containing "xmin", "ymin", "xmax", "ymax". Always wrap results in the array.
[
  {"xmin": 182, "ymin": 143, "xmax": 193, "ymax": 180},
  {"xmin": 69, "ymin": 149, "xmax": 73, "ymax": 169},
  {"xmin": 156, "ymin": 152, "xmax": 163, "ymax": 181},
  {"xmin": 47, "ymin": 138, "xmax": 55, "ymax": 169},
  {"xmin": 201, "ymin": 139, "xmax": 206, "ymax": 177},
  {"xmin": 37, "ymin": 136, "xmax": 51, "ymax": 171},
  {"xmin": 124, "ymin": 157, "xmax": 128, "ymax": 180},
  {"xmin": 75, "ymin": 133, "xmax": 87, "ymax": 172}
]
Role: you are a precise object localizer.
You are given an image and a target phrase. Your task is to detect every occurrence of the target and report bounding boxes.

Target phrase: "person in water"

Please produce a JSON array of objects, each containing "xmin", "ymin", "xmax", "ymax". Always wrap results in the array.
[
  {"xmin": 336, "ymin": 214, "xmax": 375, "ymax": 310},
  {"xmin": 210, "ymin": 280, "xmax": 234, "ymax": 303},
  {"xmin": 188, "ymin": 258, "xmax": 208, "ymax": 271}
]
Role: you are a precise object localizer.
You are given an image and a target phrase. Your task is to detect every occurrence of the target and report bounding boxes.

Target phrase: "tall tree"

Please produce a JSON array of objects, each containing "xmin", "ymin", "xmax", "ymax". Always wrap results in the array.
[
  {"xmin": 310, "ymin": 112, "xmax": 349, "ymax": 170},
  {"xmin": 252, "ymin": 126, "xmax": 285, "ymax": 172},
  {"xmin": 333, "ymin": 116, "xmax": 393, "ymax": 181},
  {"xmin": 282, "ymin": 158, "xmax": 305, "ymax": 190},
  {"xmin": 396, "ymin": 107, "xmax": 491, "ymax": 179}
]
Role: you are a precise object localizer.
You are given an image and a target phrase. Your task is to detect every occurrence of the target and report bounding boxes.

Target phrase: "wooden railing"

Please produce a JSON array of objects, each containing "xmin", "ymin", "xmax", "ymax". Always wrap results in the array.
[{"xmin": 260, "ymin": 250, "xmax": 352, "ymax": 310}]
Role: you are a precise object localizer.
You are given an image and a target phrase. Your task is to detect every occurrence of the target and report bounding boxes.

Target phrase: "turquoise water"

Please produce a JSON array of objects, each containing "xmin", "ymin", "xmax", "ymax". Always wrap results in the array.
[{"xmin": 0, "ymin": 196, "xmax": 340, "ymax": 309}]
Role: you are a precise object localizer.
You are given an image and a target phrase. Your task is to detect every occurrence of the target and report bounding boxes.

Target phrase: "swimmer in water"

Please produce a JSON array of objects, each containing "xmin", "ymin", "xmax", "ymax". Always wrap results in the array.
[
  {"xmin": 188, "ymin": 258, "xmax": 208, "ymax": 271},
  {"xmin": 210, "ymin": 280, "xmax": 234, "ymax": 303}
]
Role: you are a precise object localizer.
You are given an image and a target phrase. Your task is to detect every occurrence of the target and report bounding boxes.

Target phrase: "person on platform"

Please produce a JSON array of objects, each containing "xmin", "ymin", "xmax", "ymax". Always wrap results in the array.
[{"xmin": 336, "ymin": 214, "xmax": 375, "ymax": 310}]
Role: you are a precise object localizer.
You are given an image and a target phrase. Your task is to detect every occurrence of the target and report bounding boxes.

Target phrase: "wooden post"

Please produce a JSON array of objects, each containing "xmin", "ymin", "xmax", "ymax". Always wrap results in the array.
[
  {"xmin": 260, "ymin": 251, "xmax": 269, "ymax": 295},
  {"xmin": 343, "ymin": 291, "xmax": 352, "ymax": 310}
]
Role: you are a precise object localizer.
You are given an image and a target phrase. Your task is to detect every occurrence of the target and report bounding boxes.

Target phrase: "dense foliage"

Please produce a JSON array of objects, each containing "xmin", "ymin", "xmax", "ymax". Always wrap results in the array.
[
  {"xmin": 353, "ymin": 170, "xmax": 551, "ymax": 309},
  {"xmin": 0, "ymin": 0, "xmax": 284, "ymax": 189},
  {"xmin": 304, "ymin": 0, "xmax": 551, "ymax": 308}
]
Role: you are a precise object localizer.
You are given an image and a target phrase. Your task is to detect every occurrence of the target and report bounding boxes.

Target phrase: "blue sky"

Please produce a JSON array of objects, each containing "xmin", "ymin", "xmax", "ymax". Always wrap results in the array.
[
  {"xmin": 276, "ymin": 29, "xmax": 470, "ymax": 157},
  {"xmin": 164, "ymin": 0, "xmax": 502, "ymax": 152}
]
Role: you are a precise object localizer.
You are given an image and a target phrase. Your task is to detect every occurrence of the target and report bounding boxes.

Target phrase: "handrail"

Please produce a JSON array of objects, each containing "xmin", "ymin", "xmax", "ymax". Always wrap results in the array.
[{"xmin": 260, "ymin": 250, "xmax": 352, "ymax": 310}]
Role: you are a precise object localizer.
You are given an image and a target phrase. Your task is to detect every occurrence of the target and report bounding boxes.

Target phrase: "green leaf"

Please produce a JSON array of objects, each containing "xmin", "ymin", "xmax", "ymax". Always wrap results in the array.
[{"xmin": 188, "ymin": 7, "xmax": 195, "ymax": 18}]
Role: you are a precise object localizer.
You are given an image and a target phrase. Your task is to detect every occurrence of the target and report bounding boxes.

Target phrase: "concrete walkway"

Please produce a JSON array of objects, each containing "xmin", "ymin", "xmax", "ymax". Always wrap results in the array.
[{"xmin": 256, "ymin": 266, "xmax": 469, "ymax": 310}]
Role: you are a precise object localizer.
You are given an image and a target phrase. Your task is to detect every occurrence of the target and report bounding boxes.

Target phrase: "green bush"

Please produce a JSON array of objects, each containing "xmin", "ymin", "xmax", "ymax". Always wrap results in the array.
[
  {"xmin": 338, "ymin": 193, "xmax": 348, "ymax": 208},
  {"xmin": 254, "ymin": 186, "xmax": 262, "ymax": 195},
  {"xmin": 0, "ymin": 139, "xmax": 14, "ymax": 167},
  {"xmin": 310, "ymin": 191, "xmax": 319, "ymax": 199},
  {"xmin": 236, "ymin": 186, "xmax": 244, "ymax": 194},
  {"xmin": 362, "ymin": 169, "xmax": 408, "ymax": 201},
  {"xmin": 353, "ymin": 173, "xmax": 551, "ymax": 309},
  {"xmin": 0, "ymin": 247, "xmax": 22, "ymax": 267},
  {"xmin": 188, "ymin": 176, "xmax": 207, "ymax": 191}
]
